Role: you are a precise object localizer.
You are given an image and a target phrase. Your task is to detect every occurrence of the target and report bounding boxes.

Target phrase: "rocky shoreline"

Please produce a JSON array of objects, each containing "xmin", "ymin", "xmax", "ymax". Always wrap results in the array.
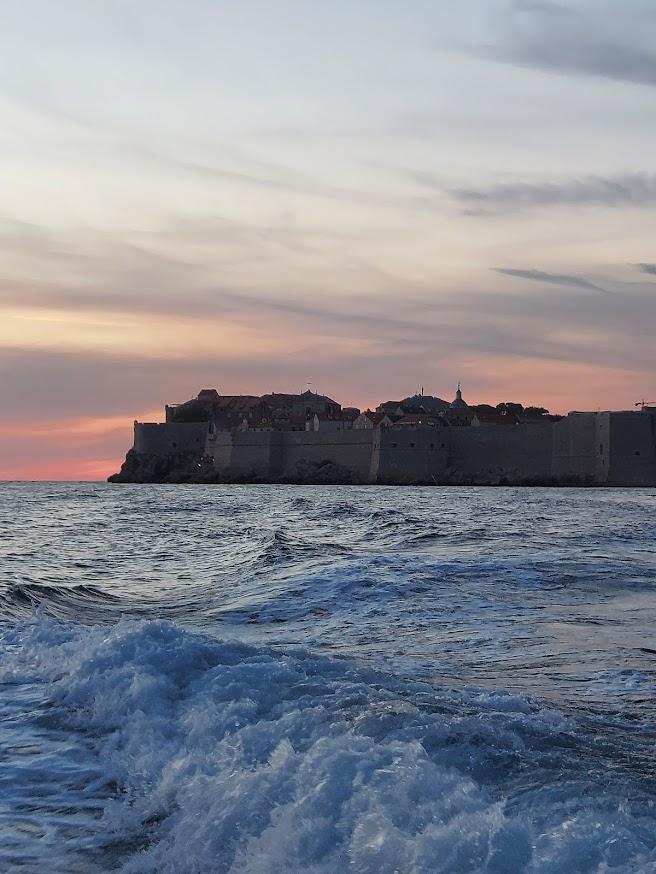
[
  {"xmin": 108, "ymin": 450, "xmax": 596, "ymax": 487},
  {"xmin": 107, "ymin": 450, "xmax": 360, "ymax": 485}
]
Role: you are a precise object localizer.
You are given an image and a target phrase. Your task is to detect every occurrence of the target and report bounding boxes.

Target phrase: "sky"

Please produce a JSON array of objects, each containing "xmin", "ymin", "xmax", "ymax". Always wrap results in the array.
[{"xmin": 1, "ymin": 0, "xmax": 656, "ymax": 479}]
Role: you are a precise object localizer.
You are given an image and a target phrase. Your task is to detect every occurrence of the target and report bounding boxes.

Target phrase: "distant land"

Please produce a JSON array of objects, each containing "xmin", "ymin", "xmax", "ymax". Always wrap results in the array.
[{"xmin": 109, "ymin": 387, "xmax": 656, "ymax": 487}]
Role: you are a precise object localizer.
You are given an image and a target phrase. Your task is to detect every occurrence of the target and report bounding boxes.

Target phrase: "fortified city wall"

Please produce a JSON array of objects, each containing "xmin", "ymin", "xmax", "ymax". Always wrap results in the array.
[
  {"xmin": 207, "ymin": 430, "xmax": 375, "ymax": 481},
  {"xmin": 552, "ymin": 411, "xmax": 656, "ymax": 485},
  {"xmin": 606, "ymin": 411, "xmax": 656, "ymax": 485},
  {"xmin": 373, "ymin": 428, "xmax": 449, "ymax": 484},
  {"xmin": 552, "ymin": 412, "xmax": 605, "ymax": 482},
  {"xmin": 128, "ymin": 410, "xmax": 656, "ymax": 486},
  {"xmin": 133, "ymin": 421, "xmax": 209, "ymax": 456},
  {"xmin": 448, "ymin": 423, "xmax": 554, "ymax": 483}
]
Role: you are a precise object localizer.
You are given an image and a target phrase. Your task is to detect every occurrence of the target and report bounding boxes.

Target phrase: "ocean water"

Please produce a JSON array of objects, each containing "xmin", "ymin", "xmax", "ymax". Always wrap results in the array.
[{"xmin": 1, "ymin": 483, "xmax": 655, "ymax": 873}]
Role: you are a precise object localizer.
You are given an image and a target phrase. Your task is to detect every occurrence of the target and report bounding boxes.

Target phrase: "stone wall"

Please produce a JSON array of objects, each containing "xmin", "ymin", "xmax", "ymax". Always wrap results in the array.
[
  {"xmin": 607, "ymin": 411, "xmax": 656, "ymax": 485},
  {"xmin": 447, "ymin": 423, "xmax": 553, "ymax": 483},
  {"xmin": 127, "ymin": 410, "xmax": 656, "ymax": 485},
  {"xmin": 551, "ymin": 411, "xmax": 656, "ymax": 485},
  {"xmin": 281, "ymin": 430, "xmax": 375, "ymax": 481},
  {"xmin": 375, "ymin": 428, "xmax": 449, "ymax": 483},
  {"xmin": 206, "ymin": 430, "xmax": 233, "ymax": 473},
  {"xmin": 230, "ymin": 432, "xmax": 285, "ymax": 478},
  {"xmin": 133, "ymin": 422, "xmax": 209, "ymax": 456},
  {"xmin": 204, "ymin": 429, "xmax": 374, "ymax": 481},
  {"xmin": 551, "ymin": 413, "xmax": 602, "ymax": 482}
]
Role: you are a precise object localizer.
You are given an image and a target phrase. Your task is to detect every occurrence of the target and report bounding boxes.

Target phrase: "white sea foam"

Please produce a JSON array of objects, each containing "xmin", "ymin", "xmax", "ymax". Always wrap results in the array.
[{"xmin": 2, "ymin": 616, "xmax": 655, "ymax": 873}]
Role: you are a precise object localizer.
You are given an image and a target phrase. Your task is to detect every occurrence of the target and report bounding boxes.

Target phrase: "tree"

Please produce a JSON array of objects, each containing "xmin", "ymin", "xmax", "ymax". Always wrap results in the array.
[
  {"xmin": 496, "ymin": 402, "xmax": 525, "ymax": 415},
  {"xmin": 523, "ymin": 406, "xmax": 549, "ymax": 418}
]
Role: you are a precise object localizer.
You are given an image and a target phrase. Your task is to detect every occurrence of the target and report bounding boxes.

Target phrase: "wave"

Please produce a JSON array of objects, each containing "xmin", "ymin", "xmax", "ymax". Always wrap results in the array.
[
  {"xmin": 1, "ymin": 618, "xmax": 655, "ymax": 873},
  {"xmin": 257, "ymin": 527, "xmax": 351, "ymax": 568},
  {"xmin": 0, "ymin": 582, "xmax": 121, "ymax": 619}
]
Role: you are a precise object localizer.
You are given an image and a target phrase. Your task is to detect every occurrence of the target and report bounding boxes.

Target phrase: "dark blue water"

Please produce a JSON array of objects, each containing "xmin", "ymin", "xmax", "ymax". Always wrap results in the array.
[{"xmin": 1, "ymin": 483, "xmax": 655, "ymax": 872}]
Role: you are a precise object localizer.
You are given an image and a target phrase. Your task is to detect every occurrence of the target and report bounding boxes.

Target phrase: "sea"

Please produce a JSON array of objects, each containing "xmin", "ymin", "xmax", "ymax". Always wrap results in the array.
[{"xmin": 1, "ymin": 482, "xmax": 655, "ymax": 873}]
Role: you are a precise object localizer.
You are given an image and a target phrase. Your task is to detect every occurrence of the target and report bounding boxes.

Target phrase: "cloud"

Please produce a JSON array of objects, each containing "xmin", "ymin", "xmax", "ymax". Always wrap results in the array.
[
  {"xmin": 2, "ymin": 252, "xmax": 656, "ymax": 479},
  {"xmin": 636, "ymin": 262, "xmax": 656, "ymax": 276},
  {"xmin": 129, "ymin": 146, "xmax": 436, "ymax": 215},
  {"xmin": 3, "ymin": 269, "xmax": 655, "ymax": 415},
  {"xmin": 0, "ymin": 216, "xmax": 416, "ymax": 328},
  {"xmin": 485, "ymin": 1, "xmax": 656, "ymax": 87},
  {"xmin": 451, "ymin": 174, "xmax": 656, "ymax": 214},
  {"xmin": 1, "ymin": 223, "xmax": 655, "ymax": 478},
  {"xmin": 1, "ymin": 214, "xmax": 654, "ymax": 385},
  {"xmin": 494, "ymin": 268, "xmax": 609, "ymax": 293}
]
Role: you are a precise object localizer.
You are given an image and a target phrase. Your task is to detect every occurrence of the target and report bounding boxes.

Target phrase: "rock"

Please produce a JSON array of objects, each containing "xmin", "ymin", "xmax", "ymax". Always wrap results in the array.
[
  {"xmin": 285, "ymin": 458, "xmax": 355, "ymax": 484},
  {"xmin": 108, "ymin": 450, "xmax": 213, "ymax": 484}
]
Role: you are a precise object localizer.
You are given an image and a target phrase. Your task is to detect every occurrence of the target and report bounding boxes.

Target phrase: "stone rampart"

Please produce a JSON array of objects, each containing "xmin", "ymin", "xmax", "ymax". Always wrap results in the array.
[
  {"xmin": 607, "ymin": 411, "xmax": 656, "ymax": 485},
  {"xmin": 133, "ymin": 422, "xmax": 209, "ymax": 457},
  {"xmin": 448, "ymin": 423, "xmax": 553, "ymax": 483},
  {"xmin": 281, "ymin": 430, "xmax": 374, "ymax": 481},
  {"xmin": 552, "ymin": 413, "xmax": 603, "ymax": 482},
  {"xmin": 375, "ymin": 428, "xmax": 449, "ymax": 483},
  {"xmin": 551, "ymin": 411, "xmax": 656, "ymax": 485},
  {"xmin": 123, "ymin": 410, "xmax": 656, "ymax": 485},
  {"xmin": 206, "ymin": 430, "xmax": 233, "ymax": 473},
  {"xmin": 230, "ymin": 432, "xmax": 285, "ymax": 478},
  {"xmin": 204, "ymin": 429, "xmax": 374, "ymax": 481}
]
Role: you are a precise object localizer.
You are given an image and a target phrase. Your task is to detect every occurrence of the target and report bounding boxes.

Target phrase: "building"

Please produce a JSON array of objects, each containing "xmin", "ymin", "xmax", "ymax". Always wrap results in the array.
[
  {"xmin": 377, "ymin": 393, "xmax": 450, "ymax": 415},
  {"xmin": 306, "ymin": 413, "xmax": 352, "ymax": 433},
  {"xmin": 353, "ymin": 411, "xmax": 394, "ymax": 430},
  {"xmin": 113, "ymin": 387, "xmax": 656, "ymax": 486},
  {"xmin": 449, "ymin": 384, "xmax": 468, "ymax": 409},
  {"xmin": 167, "ymin": 388, "xmax": 340, "ymax": 432}
]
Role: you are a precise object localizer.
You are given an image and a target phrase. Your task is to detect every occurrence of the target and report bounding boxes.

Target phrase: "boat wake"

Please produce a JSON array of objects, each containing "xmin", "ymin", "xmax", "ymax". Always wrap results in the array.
[{"xmin": 1, "ymin": 617, "xmax": 655, "ymax": 873}]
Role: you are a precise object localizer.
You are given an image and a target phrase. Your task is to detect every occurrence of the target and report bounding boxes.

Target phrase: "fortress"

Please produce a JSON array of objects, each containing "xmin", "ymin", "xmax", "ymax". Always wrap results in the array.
[{"xmin": 109, "ymin": 386, "xmax": 656, "ymax": 486}]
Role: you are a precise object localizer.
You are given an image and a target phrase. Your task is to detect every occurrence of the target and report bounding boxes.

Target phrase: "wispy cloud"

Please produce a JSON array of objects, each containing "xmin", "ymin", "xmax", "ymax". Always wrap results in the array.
[
  {"xmin": 137, "ymin": 147, "xmax": 433, "ymax": 214},
  {"xmin": 451, "ymin": 174, "xmax": 656, "ymax": 214},
  {"xmin": 1, "ymin": 217, "xmax": 654, "ymax": 386},
  {"xmin": 2, "ymin": 272, "xmax": 654, "ymax": 421},
  {"xmin": 484, "ymin": 0, "xmax": 656, "ymax": 87},
  {"xmin": 494, "ymin": 268, "xmax": 610, "ymax": 293}
]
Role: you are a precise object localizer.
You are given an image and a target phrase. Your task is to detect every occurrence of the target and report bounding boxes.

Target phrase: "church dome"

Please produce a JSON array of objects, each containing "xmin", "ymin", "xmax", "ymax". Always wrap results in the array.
[{"xmin": 450, "ymin": 384, "xmax": 468, "ymax": 409}]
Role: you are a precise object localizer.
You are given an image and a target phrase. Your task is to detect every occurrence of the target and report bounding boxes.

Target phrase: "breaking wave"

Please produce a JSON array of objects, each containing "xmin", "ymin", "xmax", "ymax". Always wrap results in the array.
[{"xmin": 2, "ymin": 617, "xmax": 656, "ymax": 873}]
